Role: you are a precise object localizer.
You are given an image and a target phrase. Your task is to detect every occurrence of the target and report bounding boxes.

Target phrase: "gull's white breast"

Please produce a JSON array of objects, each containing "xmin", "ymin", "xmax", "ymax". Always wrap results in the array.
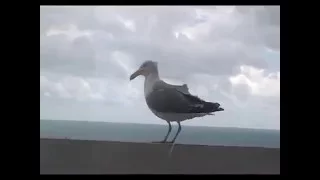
[{"xmin": 144, "ymin": 74, "xmax": 158, "ymax": 98}]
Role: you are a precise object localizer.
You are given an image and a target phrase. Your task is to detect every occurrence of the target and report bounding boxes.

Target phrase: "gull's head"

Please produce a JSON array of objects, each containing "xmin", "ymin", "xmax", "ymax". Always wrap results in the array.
[{"xmin": 130, "ymin": 60, "xmax": 158, "ymax": 80}]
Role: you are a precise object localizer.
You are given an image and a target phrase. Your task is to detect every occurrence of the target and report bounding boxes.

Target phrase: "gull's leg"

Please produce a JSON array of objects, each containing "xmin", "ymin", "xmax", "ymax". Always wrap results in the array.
[
  {"xmin": 152, "ymin": 121, "xmax": 172, "ymax": 143},
  {"xmin": 168, "ymin": 121, "xmax": 182, "ymax": 156},
  {"xmin": 160, "ymin": 121, "xmax": 172, "ymax": 143},
  {"xmin": 168, "ymin": 121, "xmax": 181, "ymax": 144}
]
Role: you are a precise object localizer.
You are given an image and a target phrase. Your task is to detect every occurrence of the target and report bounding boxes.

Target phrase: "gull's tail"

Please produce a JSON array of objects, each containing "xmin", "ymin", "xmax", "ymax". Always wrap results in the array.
[
  {"xmin": 181, "ymin": 92, "xmax": 224, "ymax": 114},
  {"xmin": 205, "ymin": 102, "xmax": 224, "ymax": 112},
  {"xmin": 188, "ymin": 101, "xmax": 224, "ymax": 114}
]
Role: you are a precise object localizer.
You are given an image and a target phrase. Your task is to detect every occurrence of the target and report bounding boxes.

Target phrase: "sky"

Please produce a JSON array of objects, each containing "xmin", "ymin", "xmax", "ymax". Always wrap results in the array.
[{"xmin": 40, "ymin": 6, "xmax": 280, "ymax": 130}]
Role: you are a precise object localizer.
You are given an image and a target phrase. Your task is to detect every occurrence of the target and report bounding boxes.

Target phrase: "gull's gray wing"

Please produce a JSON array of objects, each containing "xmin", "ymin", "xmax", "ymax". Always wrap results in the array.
[
  {"xmin": 146, "ymin": 86, "xmax": 191, "ymax": 113},
  {"xmin": 168, "ymin": 83, "xmax": 190, "ymax": 95},
  {"xmin": 146, "ymin": 81, "xmax": 222, "ymax": 113},
  {"xmin": 155, "ymin": 80, "xmax": 191, "ymax": 94}
]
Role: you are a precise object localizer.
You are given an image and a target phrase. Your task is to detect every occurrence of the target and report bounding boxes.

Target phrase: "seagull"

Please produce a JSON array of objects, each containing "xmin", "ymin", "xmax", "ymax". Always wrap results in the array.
[{"xmin": 129, "ymin": 60, "xmax": 224, "ymax": 144}]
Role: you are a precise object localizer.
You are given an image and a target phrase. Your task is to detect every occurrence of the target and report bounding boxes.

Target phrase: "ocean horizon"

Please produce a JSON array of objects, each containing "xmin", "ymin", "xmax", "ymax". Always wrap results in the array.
[{"xmin": 40, "ymin": 119, "xmax": 280, "ymax": 149}]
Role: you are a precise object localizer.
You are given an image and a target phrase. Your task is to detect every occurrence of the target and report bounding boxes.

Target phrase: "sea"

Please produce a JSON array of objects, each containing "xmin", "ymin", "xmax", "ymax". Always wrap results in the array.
[{"xmin": 40, "ymin": 119, "xmax": 280, "ymax": 149}]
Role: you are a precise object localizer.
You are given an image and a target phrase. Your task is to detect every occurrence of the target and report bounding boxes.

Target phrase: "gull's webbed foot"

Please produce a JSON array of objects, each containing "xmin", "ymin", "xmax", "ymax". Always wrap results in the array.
[
  {"xmin": 152, "ymin": 140, "xmax": 167, "ymax": 143},
  {"xmin": 167, "ymin": 140, "xmax": 175, "ymax": 144}
]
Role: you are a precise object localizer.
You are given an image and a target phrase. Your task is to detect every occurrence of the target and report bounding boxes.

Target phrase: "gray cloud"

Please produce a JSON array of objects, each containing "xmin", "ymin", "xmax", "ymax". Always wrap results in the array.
[{"xmin": 40, "ymin": 6, "xmax": 279, "ymax": 77}]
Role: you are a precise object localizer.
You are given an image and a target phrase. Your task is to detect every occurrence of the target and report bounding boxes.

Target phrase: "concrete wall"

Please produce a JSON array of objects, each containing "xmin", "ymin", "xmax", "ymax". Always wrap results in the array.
[{"xmin": 40, "ymin": 138, "xmax": 280, "ymax": 174}]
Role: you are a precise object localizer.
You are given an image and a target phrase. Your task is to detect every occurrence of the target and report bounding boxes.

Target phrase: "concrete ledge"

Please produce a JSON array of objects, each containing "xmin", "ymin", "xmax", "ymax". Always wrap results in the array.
[{"xmin": 40, "ymin": 138, "xmax": 280, "ymax": 174}]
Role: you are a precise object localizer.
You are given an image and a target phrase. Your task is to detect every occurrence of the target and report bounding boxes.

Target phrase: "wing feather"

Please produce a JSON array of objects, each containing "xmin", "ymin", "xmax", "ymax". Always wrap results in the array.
[{"xmin": 146, "ymin": 81, "xmax": 210, "ymax": 113}]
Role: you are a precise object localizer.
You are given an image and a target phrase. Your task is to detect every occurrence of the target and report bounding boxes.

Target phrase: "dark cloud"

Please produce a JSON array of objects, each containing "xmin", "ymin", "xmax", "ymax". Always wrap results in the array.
[
  {"xmin": 40, "ymin": 6, "xmax": 279, "ymax": 78},
  {"xmin": 234, "ymin": 6, "xmax": 280, "ymax": 51}
]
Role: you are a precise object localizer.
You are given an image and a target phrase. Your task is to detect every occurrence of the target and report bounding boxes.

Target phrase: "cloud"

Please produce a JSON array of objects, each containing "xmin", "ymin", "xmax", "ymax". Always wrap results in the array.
[
  {"xmin": 229, "ymin": 65, "xmax": 280, "ymax": 97},
  {"xmin": 40, "ymin": 6, "xmax": 280, "ymax": 130}
]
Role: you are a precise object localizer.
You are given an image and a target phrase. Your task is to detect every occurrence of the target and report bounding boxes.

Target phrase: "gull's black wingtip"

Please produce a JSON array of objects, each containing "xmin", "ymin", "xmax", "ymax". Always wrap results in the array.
[{"xmin": 212, "ymin": 103, "xmax": 224, "ymax": 112}]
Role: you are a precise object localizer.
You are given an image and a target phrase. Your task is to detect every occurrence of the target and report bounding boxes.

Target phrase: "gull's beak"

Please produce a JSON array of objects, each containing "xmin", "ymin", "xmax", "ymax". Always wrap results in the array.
[{"xmin": 130, "ymin": 68, "xmax": 145, "ymax": 81}]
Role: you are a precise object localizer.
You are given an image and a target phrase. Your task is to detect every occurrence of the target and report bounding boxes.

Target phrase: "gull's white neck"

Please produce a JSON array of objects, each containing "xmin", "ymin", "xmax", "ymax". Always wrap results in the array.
[{"xmin": 144, "ymin": 72, "xmax": 160, "ymax": 98}]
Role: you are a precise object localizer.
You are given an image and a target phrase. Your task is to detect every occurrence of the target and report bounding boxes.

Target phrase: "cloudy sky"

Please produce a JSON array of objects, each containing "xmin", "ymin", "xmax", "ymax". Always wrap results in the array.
[{"xmin": 40, "ymin": 6, "xmax": 280, "ymax": 130}]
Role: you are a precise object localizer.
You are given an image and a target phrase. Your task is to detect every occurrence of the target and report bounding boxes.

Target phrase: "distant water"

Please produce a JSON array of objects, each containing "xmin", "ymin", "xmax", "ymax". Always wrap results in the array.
[{"xmin": 40, "ymin": 119, "xmax": 280, "ymax": 149}]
